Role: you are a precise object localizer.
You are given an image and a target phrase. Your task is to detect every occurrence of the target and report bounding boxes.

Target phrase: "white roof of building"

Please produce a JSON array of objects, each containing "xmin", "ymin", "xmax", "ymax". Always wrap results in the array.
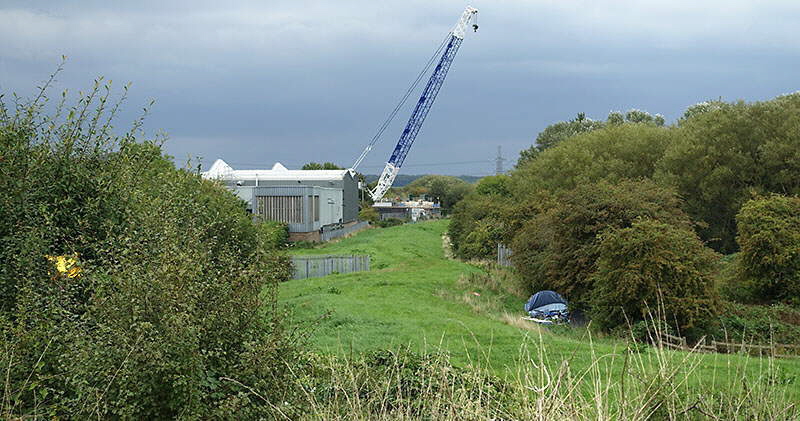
[{"xmin": 202, "ymin": 159, "xmax": 351, "ymax": 181}]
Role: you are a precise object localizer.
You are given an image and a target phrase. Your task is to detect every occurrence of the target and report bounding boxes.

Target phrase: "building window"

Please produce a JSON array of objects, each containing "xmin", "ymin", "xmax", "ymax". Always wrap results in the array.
[
  {"xmin": 256, "ymin": 196, "xmax": 304, "ymax": 224},
  {"xmin": 314, "ymin": 195, "xmax": 320, "ymax": 222}
]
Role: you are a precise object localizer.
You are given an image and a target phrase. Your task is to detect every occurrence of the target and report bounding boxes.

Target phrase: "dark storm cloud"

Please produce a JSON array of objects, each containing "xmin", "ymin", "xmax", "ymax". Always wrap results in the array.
[{"xmin": 2, "ymin": 1, "xmax": 799, "ymax": 175}]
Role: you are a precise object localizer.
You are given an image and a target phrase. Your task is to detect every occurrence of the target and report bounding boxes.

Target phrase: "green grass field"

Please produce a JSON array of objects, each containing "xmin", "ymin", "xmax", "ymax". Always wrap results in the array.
[{"xmin": 279, "ymin": 220, "xmax": 800, "ymax": 400}]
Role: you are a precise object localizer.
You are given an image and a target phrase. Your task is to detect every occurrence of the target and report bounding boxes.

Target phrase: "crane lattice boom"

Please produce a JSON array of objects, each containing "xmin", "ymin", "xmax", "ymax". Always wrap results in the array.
[{"xmin": 368, "ymin": 6, "xmax": 478, "ymax": 201}]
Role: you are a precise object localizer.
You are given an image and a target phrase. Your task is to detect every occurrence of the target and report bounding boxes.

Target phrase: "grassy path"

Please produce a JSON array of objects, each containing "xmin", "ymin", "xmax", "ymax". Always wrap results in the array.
[{"xmin": 279, "ymin": 220, "xmax": 800, "ymax": 399}]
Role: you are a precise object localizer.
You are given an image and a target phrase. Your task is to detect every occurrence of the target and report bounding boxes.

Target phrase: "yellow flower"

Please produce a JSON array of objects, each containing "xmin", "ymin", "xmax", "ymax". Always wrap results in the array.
[{"xmin": 46, "ymin": 253, "xmax": 82, "ymax": 279}]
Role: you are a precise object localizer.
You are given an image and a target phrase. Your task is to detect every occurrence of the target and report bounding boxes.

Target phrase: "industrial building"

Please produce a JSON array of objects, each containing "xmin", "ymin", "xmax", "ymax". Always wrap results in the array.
[{"xmin": 203, "ymin": 159, "xmax": 361, "ymax": 241}]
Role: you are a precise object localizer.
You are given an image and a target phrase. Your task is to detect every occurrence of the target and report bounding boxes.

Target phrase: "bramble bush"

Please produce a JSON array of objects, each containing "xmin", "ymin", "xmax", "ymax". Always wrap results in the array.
[
  {"xmin": 709, "ymin": 301, "xmax": 800, "ymax": 346},
  {"xmin": 376, "ymin": 217, "xmax": 405, "ymax": 228},
  {"xmin": 1, "ymin": 73, "xmax": 301, "ymax": 418}
]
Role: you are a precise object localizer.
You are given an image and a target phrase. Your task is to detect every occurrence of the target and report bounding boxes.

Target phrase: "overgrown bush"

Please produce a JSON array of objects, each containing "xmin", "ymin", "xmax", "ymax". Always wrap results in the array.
[
  {"xmin": 708, "ymin": 301, "xmax": 800, "ymax": 346},
  {"xmin": 591, "ymin": 219, "xmax": 721, "ymax": 339},
  {"xmin": 257, "ymin": 220, "xmax": 290, "ymax": 248},
  {"xmin": 448, "ymin": 194, "xmax": 511, "ymax": 260},
  {"xmin": 1, "ymin": 75, "xmax": 301, "ymax": 418},
  {"xmin": 448, "ymin": 175, "xmax": 515, "ymax": 260},
  {"xmin": 358, "ymin": 205, "xmax": 379, "ymax": 224},
  {"xmin": 733, "ymin": 194, "xmax": 800, "ymax": 303},
  {"xmin": 510, "ymin": 180, "xmax": 692, "ymax": 310},
  {"xmin": 376, "ymin": 218, "xmax": 405, "ymax": 228}
]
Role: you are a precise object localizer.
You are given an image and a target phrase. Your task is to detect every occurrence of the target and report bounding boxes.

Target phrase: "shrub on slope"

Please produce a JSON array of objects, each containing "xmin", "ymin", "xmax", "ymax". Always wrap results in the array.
[
  {"xmin": 592, "ymin": 219, "xmax": 721, "ymax": 339},
  {"xmin": 0, "ymin": 78, "xmax": 298, "ymax": 418}
]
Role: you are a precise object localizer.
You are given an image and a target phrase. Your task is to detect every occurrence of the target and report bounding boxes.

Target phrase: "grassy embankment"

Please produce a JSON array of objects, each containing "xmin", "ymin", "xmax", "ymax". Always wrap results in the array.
[{"xmin": 279, "ymin": 220, "xmax": 800, "ymax": 400}]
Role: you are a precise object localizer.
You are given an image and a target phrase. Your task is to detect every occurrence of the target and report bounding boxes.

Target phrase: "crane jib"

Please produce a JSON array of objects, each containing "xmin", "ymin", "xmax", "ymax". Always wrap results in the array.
[
  {"xmin": 387, "ymin": 34, "xmax": 462, "ymax": 168},
  {"xmin": 367, "ymin": 6, "xmax": 477, "ymax": 202}
]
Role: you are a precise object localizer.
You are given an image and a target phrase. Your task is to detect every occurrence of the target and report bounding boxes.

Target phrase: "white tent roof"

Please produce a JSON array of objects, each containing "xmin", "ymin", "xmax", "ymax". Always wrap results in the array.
[{"xmin": 202, "ymin": 159, "xmax": 350, "ymax": 181}]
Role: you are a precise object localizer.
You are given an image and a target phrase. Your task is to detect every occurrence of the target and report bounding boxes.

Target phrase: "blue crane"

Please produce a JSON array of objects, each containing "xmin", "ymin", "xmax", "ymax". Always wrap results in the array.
[{"xmin": 352, "ymin": 6, "xmax": 479, "ymax": 201}]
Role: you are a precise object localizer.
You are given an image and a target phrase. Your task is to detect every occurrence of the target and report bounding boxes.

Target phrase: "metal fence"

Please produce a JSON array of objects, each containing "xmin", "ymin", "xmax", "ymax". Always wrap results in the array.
[
  {"xmin": 291, "ymin": 254, "xmax": 370, "ymax": 280},
  {"xmin": 321, "ymin": 221, "xmax": 370, "ymax": 242},
  {"xmin": 497, "ymin": 243, "xmax": 513, "ymax": 267}
]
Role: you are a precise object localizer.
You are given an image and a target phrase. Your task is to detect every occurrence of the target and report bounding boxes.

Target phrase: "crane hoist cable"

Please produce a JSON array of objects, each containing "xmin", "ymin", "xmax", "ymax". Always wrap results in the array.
[
  {"xmin": 365, "ymin": 6, "xmax": 479, "ymax": 202},
  {"xmin": 351, "ymin": 33, "xmax": 451, "ymax": 171}
]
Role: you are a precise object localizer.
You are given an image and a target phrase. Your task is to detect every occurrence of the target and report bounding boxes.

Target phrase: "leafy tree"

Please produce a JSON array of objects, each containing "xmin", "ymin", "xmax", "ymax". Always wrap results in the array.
[
  {"xmin": 474, "ymin": 174, "xmax": 512, "ymax": 197},
  {"xmin": 405, "ymin": 175, "xmax": 473, "ymax": 210},
  {"xmin": 517, "ymin": 109, "xmax": 665, "ymax": 167},
  {"xmin": 679, "ymin": 100, "xmax": 727, "ymax": 121},
  {"xmin": 535, "ymin": 113, "xmax": 605, "ymax": 151},
  {"xmin": 517, "ymin": 113, "xmax": 605, "ymax": 167},
  {"xmin": 656, "ymin": 94, "xmax": 800, "ymax": 252},
  {"xmin": 510, "ymin": 180, "xmax": 692, "ymax": 310},
  {"xmin": 302, "ymin": 162, "xmax": 343, "ymax": 170},
  {"xmin": 625, "ymin": 109, "xmax": 666, "ymax": 126},
  {"xmin": 734, "ymin": 195, "xmax": 800, "ymax": 303},
  {"xmin": 512, "ymin": 123, "xmax": 673, "ymax": 197},
  {"xmin": 592, "ymin": 219, "xmax": 720, "ymax": 339}
]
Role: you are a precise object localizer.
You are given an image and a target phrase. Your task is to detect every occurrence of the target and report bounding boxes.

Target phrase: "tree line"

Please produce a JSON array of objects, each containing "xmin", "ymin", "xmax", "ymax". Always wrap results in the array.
[{"xmin": 450, "ymin": 96, "xmax": 800, "ymax": 339}]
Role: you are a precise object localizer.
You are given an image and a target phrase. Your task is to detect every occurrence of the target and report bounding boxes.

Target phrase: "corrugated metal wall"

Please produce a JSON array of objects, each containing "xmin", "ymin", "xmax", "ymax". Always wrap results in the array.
[
  {"xmin": 253, "ymin": 186, "xmax": 314, "ymax": 232},
  {"xmin": 256, "ymin": 196, "xmax": 303, "ymax": 223},
  {"xmin": 251, "ymin": 185, "xmax": 345, "ymax": 233}
]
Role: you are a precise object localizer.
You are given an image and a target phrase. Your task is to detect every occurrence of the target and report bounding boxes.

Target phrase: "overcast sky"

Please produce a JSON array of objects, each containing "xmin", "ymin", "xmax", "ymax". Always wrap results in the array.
[{"xmin": 2, "ymin": 1, "xmax": 799, "ymax": 175}]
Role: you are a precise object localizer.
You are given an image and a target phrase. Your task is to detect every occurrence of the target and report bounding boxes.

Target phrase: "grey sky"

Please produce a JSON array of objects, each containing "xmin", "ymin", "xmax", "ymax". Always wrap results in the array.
[{"xmin": 2, "ymin": 1, "xmax": 799, "ymax": 175}]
